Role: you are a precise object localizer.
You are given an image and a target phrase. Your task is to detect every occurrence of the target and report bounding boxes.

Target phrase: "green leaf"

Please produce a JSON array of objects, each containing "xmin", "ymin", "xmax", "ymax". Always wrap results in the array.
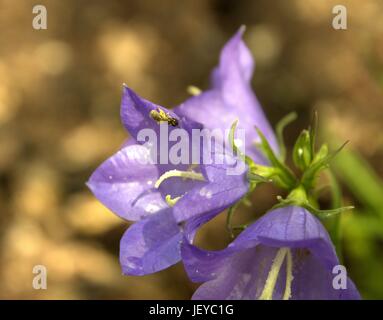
[{"xmin": 332, "ymin": 147, "xmax": 383, "ymax": 217}]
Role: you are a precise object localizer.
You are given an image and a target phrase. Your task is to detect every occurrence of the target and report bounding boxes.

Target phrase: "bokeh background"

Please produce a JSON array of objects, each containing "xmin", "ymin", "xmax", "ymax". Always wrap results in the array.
[{"xmin": 0, "ymin": 0, "xmax": 382, "ymax": 299}]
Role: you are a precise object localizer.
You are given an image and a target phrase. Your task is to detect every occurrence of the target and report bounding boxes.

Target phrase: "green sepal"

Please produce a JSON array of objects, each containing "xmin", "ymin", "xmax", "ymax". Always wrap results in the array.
[
  {"xmin": 272, "ymin": 185, "xmax": 353, "ymax": 219},
  {"xmin": 312, "ymin": 143, "xmax": 328, "ymax": 163},
  {"xmin": 255, "ymin": 127, "xmax": 297, "ymax": 189},
  {"xmin": 293, "ymin": 130, "xmax": 312, "ymax": 171},
  {"xmin": 271, "ymin": 185, "xmax": 309, "ymax": 210},
  {"xmin": 226, "ymin": 202, "xmax": 240, "ymax": 238},
  {"xmin": 229, "ymin": 120, "xmax": 256, "ymax": 169},
  {"xmin": 247, "ymin": 171, "xmax": 270, "ymax": 184},
  {"xmin": 309, "ymin": 111, "xmax": 318, "ymax": 156},
  {"xmin": 226, "ymin": 197, "xmax": 251, "ymax": 238},
  {"xmin": 301, "ymin": 141, "xmax": 348, "ymax": 190},
  {"xmin": 302, "ymin": 203, "xmax": 354, "ymax": 219}
]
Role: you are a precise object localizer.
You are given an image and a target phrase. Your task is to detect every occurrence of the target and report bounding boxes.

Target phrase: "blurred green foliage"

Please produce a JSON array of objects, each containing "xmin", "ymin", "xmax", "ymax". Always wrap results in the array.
[{"xmin": 332, "ymin": 148, "xmax": 383, "ymax": 299}]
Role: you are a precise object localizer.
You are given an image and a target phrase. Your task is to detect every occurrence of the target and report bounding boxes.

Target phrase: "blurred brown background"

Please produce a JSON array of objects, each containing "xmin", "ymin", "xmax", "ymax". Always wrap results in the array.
[{"xmin": 0, "ymin": 0, "xmax": 382, "ymax": 299}]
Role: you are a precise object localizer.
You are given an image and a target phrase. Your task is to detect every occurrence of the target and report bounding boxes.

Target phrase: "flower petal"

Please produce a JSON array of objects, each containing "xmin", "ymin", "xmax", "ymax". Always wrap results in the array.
[
  {"xmin": 120, "ymin": 210, "xmax": 182, "ymax": 276},
  {"xmin": 173, "ymin": 149, "xmax": 249, "ymax": 222},
  {"xmin": 87, "ymin": 144, "xmax": 168, "ymax": 221},
  {"xmin": 289, "ymin": 248, "xmax": 361, "ymax": 299},
  {"xmin": 120, "ymin": 203, "xmax": 221, "ymax": 276},
  {"xmin": 175, "ymin": 28, "xmax": 278, "ymax": 161},
  {"xmin": 191, "ymin": 245, "xmax": 280, "ymax": 300},
  {"xmin": 173, "ymin": 170, "xmax": 248, "ymax": 223},
  {"xmin": 211, "ymin": 26, "xmax": 254, "ymax": 86},
  {"xmin": 181, "ymin": 240, "xmax": 240, "ymax": 283},
  {"xmin": 234, "ymin": 206, "xmax": 338, "ymax": 269},
  {"xmin": 213, "ymin": 28, "xmax": 277, "ymax": 153},
  {"xmin": 121, "ymin": 85, "xmax": 201, "ymax": 142}
]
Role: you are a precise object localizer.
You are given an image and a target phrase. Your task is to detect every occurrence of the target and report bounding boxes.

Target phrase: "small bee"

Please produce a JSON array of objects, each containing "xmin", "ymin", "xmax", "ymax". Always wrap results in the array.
[{"xmin": 149, "ymin": 108, "xmax": 179, "ymax": 127}]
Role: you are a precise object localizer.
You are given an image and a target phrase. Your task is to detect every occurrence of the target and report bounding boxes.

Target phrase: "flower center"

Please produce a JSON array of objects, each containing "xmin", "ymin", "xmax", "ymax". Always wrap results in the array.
[
  {"xmin": 155, "ymin": 169, "xmax": 205, "ymax": 207},
  {"xmin": 154, "ymin": 169, "xmax": 205, "ymax": 189},
  {"xmin": 259, "ymin": 247, "xmax": 293, "ymax": 300}
]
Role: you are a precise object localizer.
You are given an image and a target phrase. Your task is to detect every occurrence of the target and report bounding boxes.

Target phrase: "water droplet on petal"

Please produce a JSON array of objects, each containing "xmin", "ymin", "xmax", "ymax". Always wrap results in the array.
[{"xmin": 234, "ymin": 138, "xmax": 243, "ymax": 147}]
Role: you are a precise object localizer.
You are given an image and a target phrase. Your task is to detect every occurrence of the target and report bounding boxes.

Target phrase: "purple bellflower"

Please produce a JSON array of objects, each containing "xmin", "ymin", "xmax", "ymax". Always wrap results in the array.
[
  {"xmin": 182, "ymin": 206, "xmax": 360, "ymax": 300},
  {"xmin": 87, "ymin": 86, "xmax": 249, "ymax": 275},
  {"xmin": 87, "ymin": 29, "xmax": 278, "ymax": 276}
]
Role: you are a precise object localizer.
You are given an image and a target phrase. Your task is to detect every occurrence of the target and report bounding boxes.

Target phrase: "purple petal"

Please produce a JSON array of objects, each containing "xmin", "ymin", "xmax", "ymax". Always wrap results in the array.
[
  {"xmin": 289, "ymin": 249, "xmax": 360, "ymax": 300},
  {"xmin": 120, "ymin": 210, "xmax": 182, "ymax": 275},
  {"xmin": 212, "ymin": 28, "xmax": 278, "ymax": 153},
  {"xmin": 120, "ymin": 137, "xmax": 136, "ymax": 149},
  {"xmin": 173, "ymin": 156, "xmax": 249, "ymax": 222},
  {"xmin": 87, "ymin": 144, "xmax": 168, "ymax": 221},
  {"xmin": 121, "ymin": 85, "xmax": 201, "ymax": 143},
  {"xmin": 119, "ymin": 85, "xmax": 208, "ymax": 199},
  {"xmin": 175, "ymin": 28, "xmax": 278, "ymax": 161},
  {"xmin": 211, "ymin": 26, "xmax": 254, "ymax": 86},
  {"xmin": 173, "ymin": 179, "xmax": 248, "ymax": 223},
  {"xmin": 181, "ymin": 241, "xmax": 240, "ymax": 283},
  {"xmin": 120, "ymin": 201, "xmax": 222, "ymax": 276},
  {"xmin": 191, "ymin": 245, "xmax": 280, "ymax": 300},
  {"xmin": 120, "ymin": 85, "xmax": 175, "ymax": 140},
  {"xmin": 234, "ymin": 206, "xmax": 338, "ymax": 270}
]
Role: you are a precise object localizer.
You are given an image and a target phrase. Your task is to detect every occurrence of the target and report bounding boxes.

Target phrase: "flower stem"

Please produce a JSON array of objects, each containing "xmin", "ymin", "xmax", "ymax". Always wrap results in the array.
[{"xmin": 326, "ymin": 169, "xmax": 343, "ymax": 262}]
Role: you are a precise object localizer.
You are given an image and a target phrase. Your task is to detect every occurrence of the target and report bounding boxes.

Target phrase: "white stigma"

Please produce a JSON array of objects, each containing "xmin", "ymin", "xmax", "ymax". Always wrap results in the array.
[
  {"xmin": 259, "ymin": 247, "xmax": 294, "ymax": 300},
  {"xmin": 154, "ymin": 169, "xmax": 205, "ymax": 189}
]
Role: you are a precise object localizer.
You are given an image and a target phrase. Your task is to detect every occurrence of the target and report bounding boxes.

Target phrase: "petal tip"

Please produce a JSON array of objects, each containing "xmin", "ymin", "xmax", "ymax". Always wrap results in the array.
[{"xmin": 238, "ymin": 24, "xmax": 246, "ymax": 35}]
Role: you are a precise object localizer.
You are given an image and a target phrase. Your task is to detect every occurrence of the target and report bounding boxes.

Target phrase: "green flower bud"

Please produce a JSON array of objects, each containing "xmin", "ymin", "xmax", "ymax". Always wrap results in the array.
[{"xmin": 293, "ymin": 130, "xmax": 313, "ymax": 171}]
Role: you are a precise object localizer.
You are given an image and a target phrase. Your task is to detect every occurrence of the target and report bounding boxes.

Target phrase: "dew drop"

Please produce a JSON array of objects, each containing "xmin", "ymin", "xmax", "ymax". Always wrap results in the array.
[{"xmin": 234, "ymin": 138, "xmax": 243, "ymax": 147}]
